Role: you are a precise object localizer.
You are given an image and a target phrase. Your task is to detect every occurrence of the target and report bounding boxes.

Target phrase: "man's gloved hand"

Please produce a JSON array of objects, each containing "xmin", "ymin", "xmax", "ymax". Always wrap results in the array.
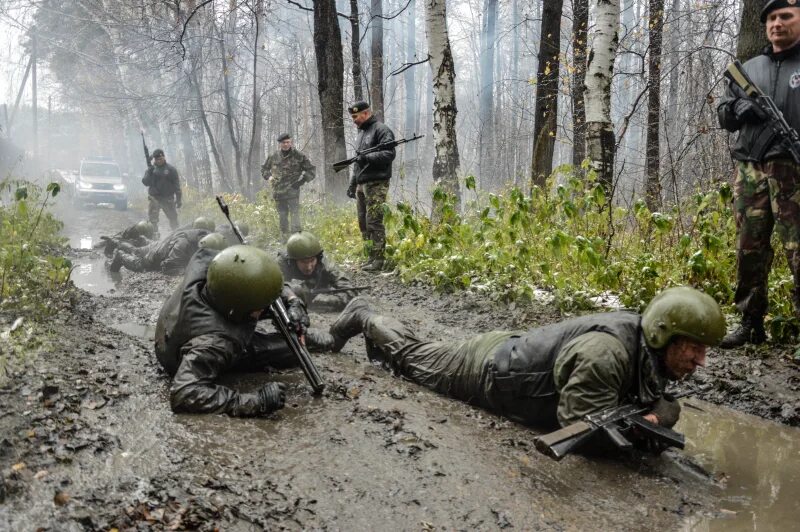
[
  {"xmin": 258, "ymin": 382, "xmax": 287, "ymax": 414},
  {"xmin": 649, "ymin": 396, "xmax": 682, "ymax": 428},
  {"xmin": 313, "ymin": 293, "xmax": 343, "ymax": 310},
  {"xmin": 347, "ymin": 181, "xmax": 357, "ymax": 199},
  {"xmin": 733, "ymin": 98, "xmax": 768, "ymax": 123},
  {"xmin": 287, "ymin": 297, "xmax": 310, "ymax": 333}
]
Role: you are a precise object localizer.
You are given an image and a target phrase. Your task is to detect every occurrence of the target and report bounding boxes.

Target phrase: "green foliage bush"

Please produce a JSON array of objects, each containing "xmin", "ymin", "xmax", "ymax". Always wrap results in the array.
[{"xmin": 1, "ymin": 179, "xmax": 71, "ymax": 379}]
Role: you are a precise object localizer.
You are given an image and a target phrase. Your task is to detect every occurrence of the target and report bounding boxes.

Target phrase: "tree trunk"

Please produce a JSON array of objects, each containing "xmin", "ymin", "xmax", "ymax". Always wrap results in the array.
[
  {"xmin": 404, "ymin": 0, "xmax": 418, "ymax": 178},
  {"xmin": 585, "ymin": 0, "xmax": 620, "ymax": 192},
  {"xmin": 530, "ymin": 0, "xmax": 564, "ymax": 189},
  {"xmin": 313, "ymin": 0, "xmax": 348, "ymax": 198},
  {"xmin": 349, "ymin": 0, "xmax": 364, "ymax": 101},
  {"xmin": 425, "ymin": 0, "xmax": 461, "ymax": 211},
  {"xmin": 246, "ymin": 0, "xmax": 265, "ymax": 197},
  {"xmin": 737, "ymin": 0, "xmax": 765, "ymax": 62},
  {"xmin": 478, "ymin": 0, "xmax": 498, "ymax": 184},
  {"xmin": 370, "ymin": 0, "xmax": 385, "ymax": 120},
  {"xmin": 571, "ymin": 0, "xmax": 588, "ymax": 168},
  {"xmin": 188, "ymin": 67, "xmax": 231, "ymax": 191},
  {"xmin": 645, "ymin": 0, "xmax": 664, "ymax": 211},
  {"xmin": 217, "ymin": 25, "xmax": 245, "ymax": 191}
]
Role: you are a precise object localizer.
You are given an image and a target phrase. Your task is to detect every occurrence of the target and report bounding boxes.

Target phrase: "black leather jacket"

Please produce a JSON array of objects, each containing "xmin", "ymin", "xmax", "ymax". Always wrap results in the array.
[
  {"xmin": 353, "ymin": 116, "xmax": 396, "ymax": 184},
  {"xmin": 718, "ymin": 43, "xmax": 800, "ymax": 162}
]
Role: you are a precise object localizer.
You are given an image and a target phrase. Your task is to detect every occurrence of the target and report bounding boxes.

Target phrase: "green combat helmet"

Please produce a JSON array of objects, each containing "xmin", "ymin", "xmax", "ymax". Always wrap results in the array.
[
  {"xmin": 286, "ymin": 231, "xmax": 323, "ymax": 260},
  {"xmin": 207, "ymin": 245, "xmax": 284, "ymax": 321},
  {"xmin": 198, "ymin": 232, "xmax": 227, "ymax": 251},
  {"xmin": 193, "ymin": 217, "xmax": 215, "ymax": 232},
  {"xmin": 134, "ymin": 221, "xmax": 156, "ymax": 239},
  {"xmin": 641, "ymin": 286, "xmax": 726, "ymax": 349}
]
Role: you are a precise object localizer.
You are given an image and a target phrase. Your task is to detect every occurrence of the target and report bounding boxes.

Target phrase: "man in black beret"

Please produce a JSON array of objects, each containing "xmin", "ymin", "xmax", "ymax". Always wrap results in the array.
[
  {"xmin": 717, "ymin": 0, "xmax": 800, "ymax": 348},
  {"xmin": 347, "ymin": 101, "xmax": 396, "ymax": 272},
  {"xmin": 261, "ymin": 133, "xmax": 316, "ymax": 241}
]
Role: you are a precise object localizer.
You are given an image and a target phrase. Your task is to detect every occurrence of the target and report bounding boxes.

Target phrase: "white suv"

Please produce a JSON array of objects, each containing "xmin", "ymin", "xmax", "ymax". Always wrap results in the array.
[{"xmin": 75, "ymin": 157, "xmax": 128, "ymax": 210}]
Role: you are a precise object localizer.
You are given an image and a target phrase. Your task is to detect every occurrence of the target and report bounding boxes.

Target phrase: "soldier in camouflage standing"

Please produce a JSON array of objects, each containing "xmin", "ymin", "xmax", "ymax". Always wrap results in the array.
[
  {"xmin": 346, "ymin": 101, "xmax": 396, "ymax": 272},
  {"xmin": 142, "ymin": 149, "xmax": 182, "ymax": 234},
  {"xmin": 261, "ymin": 133, "xmax": 316, "ymax": 241},
  {"xmin": 717, "ymin": 0, "xmax": 800, "ymax": 348}
]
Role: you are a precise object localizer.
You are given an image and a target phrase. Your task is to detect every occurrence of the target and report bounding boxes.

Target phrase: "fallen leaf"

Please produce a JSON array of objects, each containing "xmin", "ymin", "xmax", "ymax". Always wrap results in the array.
[
  {"xmin": 34, "ymin": 470, "xmax": 48, "ymax": 480},
  {"xmin": 54, "ymin": 491, "xmax": 71, "ymax": 506},
  {"xmin": 12, "ymin": 462, "xmax": 26, "ymax": 471}
]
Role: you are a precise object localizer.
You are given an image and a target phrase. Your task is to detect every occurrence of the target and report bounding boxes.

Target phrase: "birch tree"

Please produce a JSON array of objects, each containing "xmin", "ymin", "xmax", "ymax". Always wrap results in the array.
[
  {"xmin": 645, "ymin": 0, "xmax": 664, "ymax": 210},
  {"xmin": 425, "ymin": 0, "xmax": 461, "ymax": 210},
  {"xmin": 585, "ymin": 0, "xmax": 621, "ymax": 192},
  {"xmin": 370, "ymin": 0, "xmax": 385, "ymax": 120},
  {"xmin": 572, "ymin": 0, "xmax": 589, "ymax": 168}
]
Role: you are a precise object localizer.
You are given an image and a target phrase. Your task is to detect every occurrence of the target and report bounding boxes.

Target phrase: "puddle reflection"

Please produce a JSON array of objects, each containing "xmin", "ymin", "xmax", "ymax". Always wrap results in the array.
[
  {"xmin": 679, "ymin": 400, "xmax": 800, "ymax": 530},
  {"xmin": 70, "ymin": 257, "xmax": 122, "ymax": 295}
]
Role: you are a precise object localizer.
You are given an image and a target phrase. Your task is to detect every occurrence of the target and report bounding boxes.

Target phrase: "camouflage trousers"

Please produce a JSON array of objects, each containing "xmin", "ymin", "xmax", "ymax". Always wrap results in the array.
[
  {"xmin": 148, "ymin": 195, "xmax": 179, "ymax": 231},
  {"xmin": 274, "ymin": 194, "xmax": 301, "ymax": 240},
  {"xmin": 356, "ymin": 181, "xmax": 389, "ymax": 260},
  {"xmin": 733, "ymin": 159, "xmax": 800, "ymax": 318}
]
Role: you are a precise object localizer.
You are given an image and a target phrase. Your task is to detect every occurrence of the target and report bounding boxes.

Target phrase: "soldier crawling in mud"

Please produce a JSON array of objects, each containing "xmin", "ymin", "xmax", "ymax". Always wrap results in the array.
[
  {"xmin": 717, "ymin": 0, "xmax": 800, "ymax": 349},
  {"xmin": 277, "ymin": 231, "xmax": 356, "ymax": 312},
  {"xmin": 98, "ymin": 220, "xmax": 156, "ymax": 258},
  {"xmin": 261, "ymin": 133, "xmax": 316, "ymax": 241},
  {"xmin": 154, "ymin": 244, "xmax": 312, "ymax": 416},
  {"xmin": 320, "ymin": 287, "xmax": 725, "ymax": 452},
  {"xmin": 107, "ymin": 218, "xmax": 217, "ymax": 275},
  {"xmin": 142, "ymin": 148, "xmax": 182, "ymax": 235}
]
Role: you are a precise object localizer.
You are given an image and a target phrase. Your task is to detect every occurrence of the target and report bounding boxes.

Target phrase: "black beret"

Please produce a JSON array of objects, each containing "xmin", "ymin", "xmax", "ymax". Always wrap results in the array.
[
  {"xmin": 152, "ymin": 149, "xmax": 165, "ymax": 158},
  {"xmin": 348, "ymin": 101, "xmax": 370, "ymax": 114},
  {"xmin": 277, "ymin": 133, "xmax": 291, "ymax": 142},
  {"xmin": 762, "ymin": 0, "xmax": 800, "ymax": 22}
]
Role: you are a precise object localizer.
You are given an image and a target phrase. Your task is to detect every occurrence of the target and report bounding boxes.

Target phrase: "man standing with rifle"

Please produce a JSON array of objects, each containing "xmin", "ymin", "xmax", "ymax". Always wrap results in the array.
[
  {"xmin": 346, "ymin": 101, "xmax": 396, "ymax": 272},
  {"xmin": 717, "ymin": 0, "xmax": 800, "ymax": 348},
  {"xmin": 141, "ymin": 143, "xmax": 182, "ymax": 235},
  {"xmin": 325, "ymin": 287, "xmax": 725, "ymax": 456}
]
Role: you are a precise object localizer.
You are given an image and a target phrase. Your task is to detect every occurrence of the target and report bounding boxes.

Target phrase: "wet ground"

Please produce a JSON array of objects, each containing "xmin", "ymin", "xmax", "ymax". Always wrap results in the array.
[{"xmin": 1, "ymin": 198, "xmax": 800, "ymax": 530}]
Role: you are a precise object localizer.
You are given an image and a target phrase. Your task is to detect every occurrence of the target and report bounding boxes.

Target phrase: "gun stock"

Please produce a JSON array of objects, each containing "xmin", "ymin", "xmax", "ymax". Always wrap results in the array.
[
  {"xmin": 334, "ymin": 135, "xmax": 425, "ymax": 173},
  {"xmin": 214, "ymin": 195, "xmax": 325, "ymax": 394}
]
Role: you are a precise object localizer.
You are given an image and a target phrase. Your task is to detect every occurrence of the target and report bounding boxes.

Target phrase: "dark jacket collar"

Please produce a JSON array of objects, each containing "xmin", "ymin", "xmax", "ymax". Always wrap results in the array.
[
  {"xmin": 764, "ymin": 39, "xmax": 800, "ymax": 61},
  {"xmin": 359, "ymin": 115, "xmax": 377, "ymax": 130}
]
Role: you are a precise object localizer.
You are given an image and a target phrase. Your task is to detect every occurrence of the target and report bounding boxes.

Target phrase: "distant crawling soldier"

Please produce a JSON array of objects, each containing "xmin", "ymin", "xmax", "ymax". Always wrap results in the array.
[
  {"xmin": 261, "ymin": 134, "xmax": 316, "ymax": 241},
  {"xmin": 325, "ymin": 287, "xmax": 725, "ymax": 451},
  {"xmin": 108, "ymin": 224, "xmax": 216, "ymax": 275},
  {"xmin": 155, "ymin": 245, "xmax": 311, "ymax": 416},
  {"xmin": 99, "ymin": 220, "xmax": 156, "ymax": 257},
  {"xmin": 215, "ymin": 221, "xmax": 250, "ymax": 247},
  {"xmin": 278, "ymin": 231, "xmax": 356, "ymax": 312},
  {"xmin": 142, "ymin": 148, "xmax": 182, "ymax": 234},
  {"xmin": 346, "ymin": 101, "xmax": 396, "ymax": 272}
]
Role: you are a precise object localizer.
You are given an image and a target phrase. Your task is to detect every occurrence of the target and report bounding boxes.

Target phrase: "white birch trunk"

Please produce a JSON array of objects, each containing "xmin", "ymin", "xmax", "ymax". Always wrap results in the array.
[
  {"xmin": 584, "ymin": 0, "xmax": 620, "ymax": 190},
  {"xmin": 425, "ymin": 0, "xmax": 461, "ymax": 210}
]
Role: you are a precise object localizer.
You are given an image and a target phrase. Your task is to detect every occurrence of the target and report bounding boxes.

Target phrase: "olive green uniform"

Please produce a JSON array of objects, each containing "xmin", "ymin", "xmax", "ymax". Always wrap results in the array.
[
  {"xmin": 113, "ymin": 228, "xmax": 208, "ymax": 275},
  {"xmin": 360, "ymin": 311, "xmax": 664, "ymax": 427},
  {"xmin": 261, "ymin": 148, "xmax": 316, "ymax": 238}
]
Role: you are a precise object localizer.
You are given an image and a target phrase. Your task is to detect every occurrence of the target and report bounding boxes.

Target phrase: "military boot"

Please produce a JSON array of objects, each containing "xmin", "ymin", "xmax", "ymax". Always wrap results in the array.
[
  {"xmin": 108, "ymin": 250, "xmax": 124, "ymax": 272},
  {"xmin": 361, "ymin": 258, "xmax": 384, "ymax": 272},
  {"xmin": 305, "ymin": 328, "xmax": 336, "ymax": 352},
  {"xmin": 329, "ymin": 297, "xmax": 375, "ymax": 351},
  {"xmin": 719, "ymin": 315, "xmax": 767, "ymax": 349}
]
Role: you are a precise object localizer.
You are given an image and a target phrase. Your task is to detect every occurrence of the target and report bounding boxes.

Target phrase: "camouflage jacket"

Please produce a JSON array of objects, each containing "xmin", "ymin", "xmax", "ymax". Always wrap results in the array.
[
  {"xmin": 261, "ymin": 148, "xmax": 316, "ymax": 199},
  {"xmin": 154, "ymin": 248, "xmax": 274, "ymax": 416},
  {"xmin": 491, "ymin": 311, "xmax": 666, "ymax": 427},
  {"xmin": 142, "ymin": 163, "xmax": 182, "ymax": 202},
  {"xmin": 277, "ymin": 251, "xmax": 355, "ymax": 309}
]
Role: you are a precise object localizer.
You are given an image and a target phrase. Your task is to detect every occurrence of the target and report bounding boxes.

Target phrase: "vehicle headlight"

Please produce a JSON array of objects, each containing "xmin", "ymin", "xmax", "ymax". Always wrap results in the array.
[
  {"xmin": 77, "ymin": 181, "xmax": 93, "ymax": 189},
  {"xmin": 113, "ymin": 184, "xmax": 126, "ymax": 191}
]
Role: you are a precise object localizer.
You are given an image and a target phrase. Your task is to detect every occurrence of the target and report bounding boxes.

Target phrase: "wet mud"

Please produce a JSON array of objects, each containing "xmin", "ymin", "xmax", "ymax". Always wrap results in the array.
[{"xmin": 2, "ymin": 200, "xmax": 800, "ymax": 530}]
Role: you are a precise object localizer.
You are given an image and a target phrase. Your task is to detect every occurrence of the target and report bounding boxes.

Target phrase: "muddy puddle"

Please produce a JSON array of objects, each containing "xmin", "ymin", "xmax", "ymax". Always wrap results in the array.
[
  {"xmin": 70, "ymin": 254, "xmax": 123, "ymax": 295},
  {"xmin": 678, "ymin": 400, "xmax": 800, "ymax": 530}
]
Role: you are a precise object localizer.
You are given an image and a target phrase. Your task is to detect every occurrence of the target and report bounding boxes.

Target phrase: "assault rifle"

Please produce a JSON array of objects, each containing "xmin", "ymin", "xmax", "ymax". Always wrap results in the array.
[
  {"xmin": 215, "ymin": 195, "xmax": 325, "ymax": 395},
  {"xmin": 333, "ymin": 134, "xmax": 424, "ymax": 172},
  {"xmin": 724, "ymin": 60, "xmax": 800, "ymax": 165},
  {"xmin": 141, "ymin": 131, "xmax": 153, "ymax": 170},
  {"xmin": 533, "ymin": 390, "xmax": 693, "ymax": 460}
]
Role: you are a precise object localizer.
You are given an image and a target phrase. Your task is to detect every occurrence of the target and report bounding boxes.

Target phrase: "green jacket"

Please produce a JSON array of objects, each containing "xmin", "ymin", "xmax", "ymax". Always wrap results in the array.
[
  {"xmin": 261, "ymin": 148, "xmax": 316, "ymax": 199},
  {"xmin": 491, "ymin": 311, "xmax": 666, "ymax": 427}
]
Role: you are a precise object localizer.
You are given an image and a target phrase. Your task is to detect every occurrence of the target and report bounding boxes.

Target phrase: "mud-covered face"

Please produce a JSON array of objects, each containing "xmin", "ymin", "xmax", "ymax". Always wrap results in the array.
[
  {"xmin": 767, "ymin": 7, "xmax": 800, "ymax": 52},
  {"xmin": 296, "ymin": 256, "xmax": 318, "ymax": 276},
  {"xmin": 663, "ymin": 336, "xmax": 708, "ymax": 380}
]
